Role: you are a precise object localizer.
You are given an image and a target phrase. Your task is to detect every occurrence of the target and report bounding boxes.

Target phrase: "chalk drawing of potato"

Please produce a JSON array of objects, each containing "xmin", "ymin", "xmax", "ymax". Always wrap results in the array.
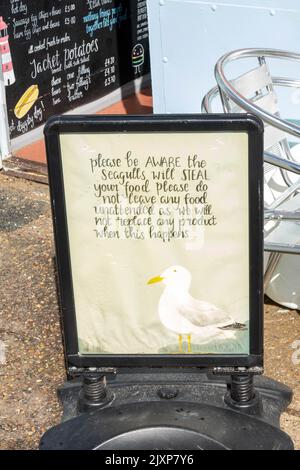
[{"xmin": 14, "ymin": 84, "xmax": 39, "ymax": 119}]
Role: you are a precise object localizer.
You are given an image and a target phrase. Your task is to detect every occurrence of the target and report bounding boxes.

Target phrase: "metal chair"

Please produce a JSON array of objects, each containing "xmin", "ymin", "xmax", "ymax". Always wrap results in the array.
[{"xmin": 201, "ymin": 48, "xmax": 300, "ymax": 308}]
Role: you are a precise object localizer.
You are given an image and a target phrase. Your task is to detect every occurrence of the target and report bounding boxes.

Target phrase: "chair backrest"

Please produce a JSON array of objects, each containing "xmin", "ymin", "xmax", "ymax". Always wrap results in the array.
[
  {"xmin": 218, "ymin": 56, "xmax": 294, "ymax": 203},
  {"xmin": 221, "ymin": 58, "xmax": 291, "ymax": 157},
  {"xmin": 211, "ymin": 49, "xmax": 300, "ymax": 288}
]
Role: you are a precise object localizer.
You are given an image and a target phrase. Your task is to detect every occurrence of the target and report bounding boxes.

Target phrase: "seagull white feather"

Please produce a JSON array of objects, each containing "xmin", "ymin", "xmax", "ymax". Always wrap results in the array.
[{"xmin": 147, "ymin": 265, "xmax": 246, "ymax": 352}]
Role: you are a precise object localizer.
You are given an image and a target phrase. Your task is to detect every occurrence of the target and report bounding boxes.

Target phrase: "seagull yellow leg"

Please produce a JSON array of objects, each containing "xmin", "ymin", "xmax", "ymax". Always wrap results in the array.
[
  {"xmin": 178, "ymin": 334, "xmax": 183, "ymax": 353},
  {"xmin": 187, "ymin": 334, "xmax": 192, "ymax": 353}
]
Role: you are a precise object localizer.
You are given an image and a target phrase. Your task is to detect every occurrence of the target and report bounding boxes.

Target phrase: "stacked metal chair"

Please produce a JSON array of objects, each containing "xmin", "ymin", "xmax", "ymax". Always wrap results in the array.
[{"xmin": 202, "ymin": 49, "xmax": 300, "ymax": 308}]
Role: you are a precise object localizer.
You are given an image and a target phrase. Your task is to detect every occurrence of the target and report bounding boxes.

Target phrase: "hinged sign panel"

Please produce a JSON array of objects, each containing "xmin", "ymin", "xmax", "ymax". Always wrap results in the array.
[{"xmin": 45, "ymin": 114, "xmax": 264, "ymax": 368}]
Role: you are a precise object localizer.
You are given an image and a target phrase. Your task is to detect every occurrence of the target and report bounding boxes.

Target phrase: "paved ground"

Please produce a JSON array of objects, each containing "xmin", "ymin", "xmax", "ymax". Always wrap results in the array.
[{"xmin": 0, "ymin": 173, "xmax": 299, "ymax": 449}]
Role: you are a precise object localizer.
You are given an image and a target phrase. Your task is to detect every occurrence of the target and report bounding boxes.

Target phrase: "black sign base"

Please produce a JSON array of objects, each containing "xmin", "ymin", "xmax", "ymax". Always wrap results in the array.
[{"xmin": 39, "ymin": 370, "xmax": 294, "ymax": 450}]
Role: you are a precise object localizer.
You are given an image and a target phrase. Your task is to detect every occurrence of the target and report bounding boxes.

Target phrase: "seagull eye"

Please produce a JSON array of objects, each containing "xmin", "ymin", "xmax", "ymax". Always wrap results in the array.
[{"xmin": 173, "ymin": 269, "xmax": 177, "ymax": 272}]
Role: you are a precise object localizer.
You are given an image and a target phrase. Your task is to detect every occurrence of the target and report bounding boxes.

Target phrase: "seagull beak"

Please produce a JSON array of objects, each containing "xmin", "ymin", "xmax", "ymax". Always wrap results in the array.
[{"xmin": 147, "ymin": 275, "xmax": 164, "ymax": 285}]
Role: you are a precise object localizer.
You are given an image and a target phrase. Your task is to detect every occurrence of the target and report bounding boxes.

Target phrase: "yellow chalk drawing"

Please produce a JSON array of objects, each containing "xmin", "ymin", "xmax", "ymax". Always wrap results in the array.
[{"xmin": 14, "ymin": 84, "xmax": 39, "ymax": 119}]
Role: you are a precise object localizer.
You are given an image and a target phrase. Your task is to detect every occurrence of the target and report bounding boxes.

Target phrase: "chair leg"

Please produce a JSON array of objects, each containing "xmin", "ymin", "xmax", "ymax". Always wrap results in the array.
[{"xmin": 264, "ymin": 252, "xmax": 281, "ymax": 290}]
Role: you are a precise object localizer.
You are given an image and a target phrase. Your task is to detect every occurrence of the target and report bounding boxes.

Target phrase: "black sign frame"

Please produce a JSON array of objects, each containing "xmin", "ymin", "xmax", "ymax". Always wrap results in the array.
[{"xmin": 45, "ymin": 114, "xmax": 264, "ymax": 369}]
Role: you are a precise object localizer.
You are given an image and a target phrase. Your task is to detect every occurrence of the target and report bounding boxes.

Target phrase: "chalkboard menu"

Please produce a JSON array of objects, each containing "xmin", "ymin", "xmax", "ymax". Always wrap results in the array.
[{"xmin": 0, "ymin": 1, "xmax": 149, "ymax": 139}]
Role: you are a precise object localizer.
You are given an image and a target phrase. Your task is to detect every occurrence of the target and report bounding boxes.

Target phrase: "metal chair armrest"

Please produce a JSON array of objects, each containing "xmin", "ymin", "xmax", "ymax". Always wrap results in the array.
[
  {"xmin": 265, "ymin": 209, "xmax": 300, "ymax": 220},
  {"xmin": 273, "ymin": 77, "xmax": 300, "ymax": 89},
  {"xmin": 264, "ymin": 151, "xmax": 300, "ymax": 175},
  {"xmin": 201, "ymin": 85, "xmax": 219, "ymax": 113},
  {"xmin": 215, "ymin": 49, "xmax": 300, "ymax": 139},
  {"xmin": 264, "ymin": 242, "xmax": 300, "ymax": 255},
  {"xmin": 201, "ymin": 77, "xmax": 300, "ymax": 114}
]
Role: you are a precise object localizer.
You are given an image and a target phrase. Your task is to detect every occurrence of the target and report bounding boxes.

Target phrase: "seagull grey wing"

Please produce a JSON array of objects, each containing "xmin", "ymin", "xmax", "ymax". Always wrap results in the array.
[{"xmin": 178, "ymin": 296, "xmax": 232, "ymax": 327}]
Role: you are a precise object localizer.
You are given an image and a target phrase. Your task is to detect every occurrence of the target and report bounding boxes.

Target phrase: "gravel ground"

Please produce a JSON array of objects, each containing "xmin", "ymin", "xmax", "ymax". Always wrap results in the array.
[{"xmin": 0, "ymin": 173, "xmax": 299, "ymax": 449}]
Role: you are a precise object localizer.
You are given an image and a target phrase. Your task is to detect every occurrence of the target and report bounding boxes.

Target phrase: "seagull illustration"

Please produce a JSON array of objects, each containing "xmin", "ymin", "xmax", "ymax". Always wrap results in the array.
[{"xmin": 147, "ymin": 265, "xmax": 246, "ymax": 353}]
